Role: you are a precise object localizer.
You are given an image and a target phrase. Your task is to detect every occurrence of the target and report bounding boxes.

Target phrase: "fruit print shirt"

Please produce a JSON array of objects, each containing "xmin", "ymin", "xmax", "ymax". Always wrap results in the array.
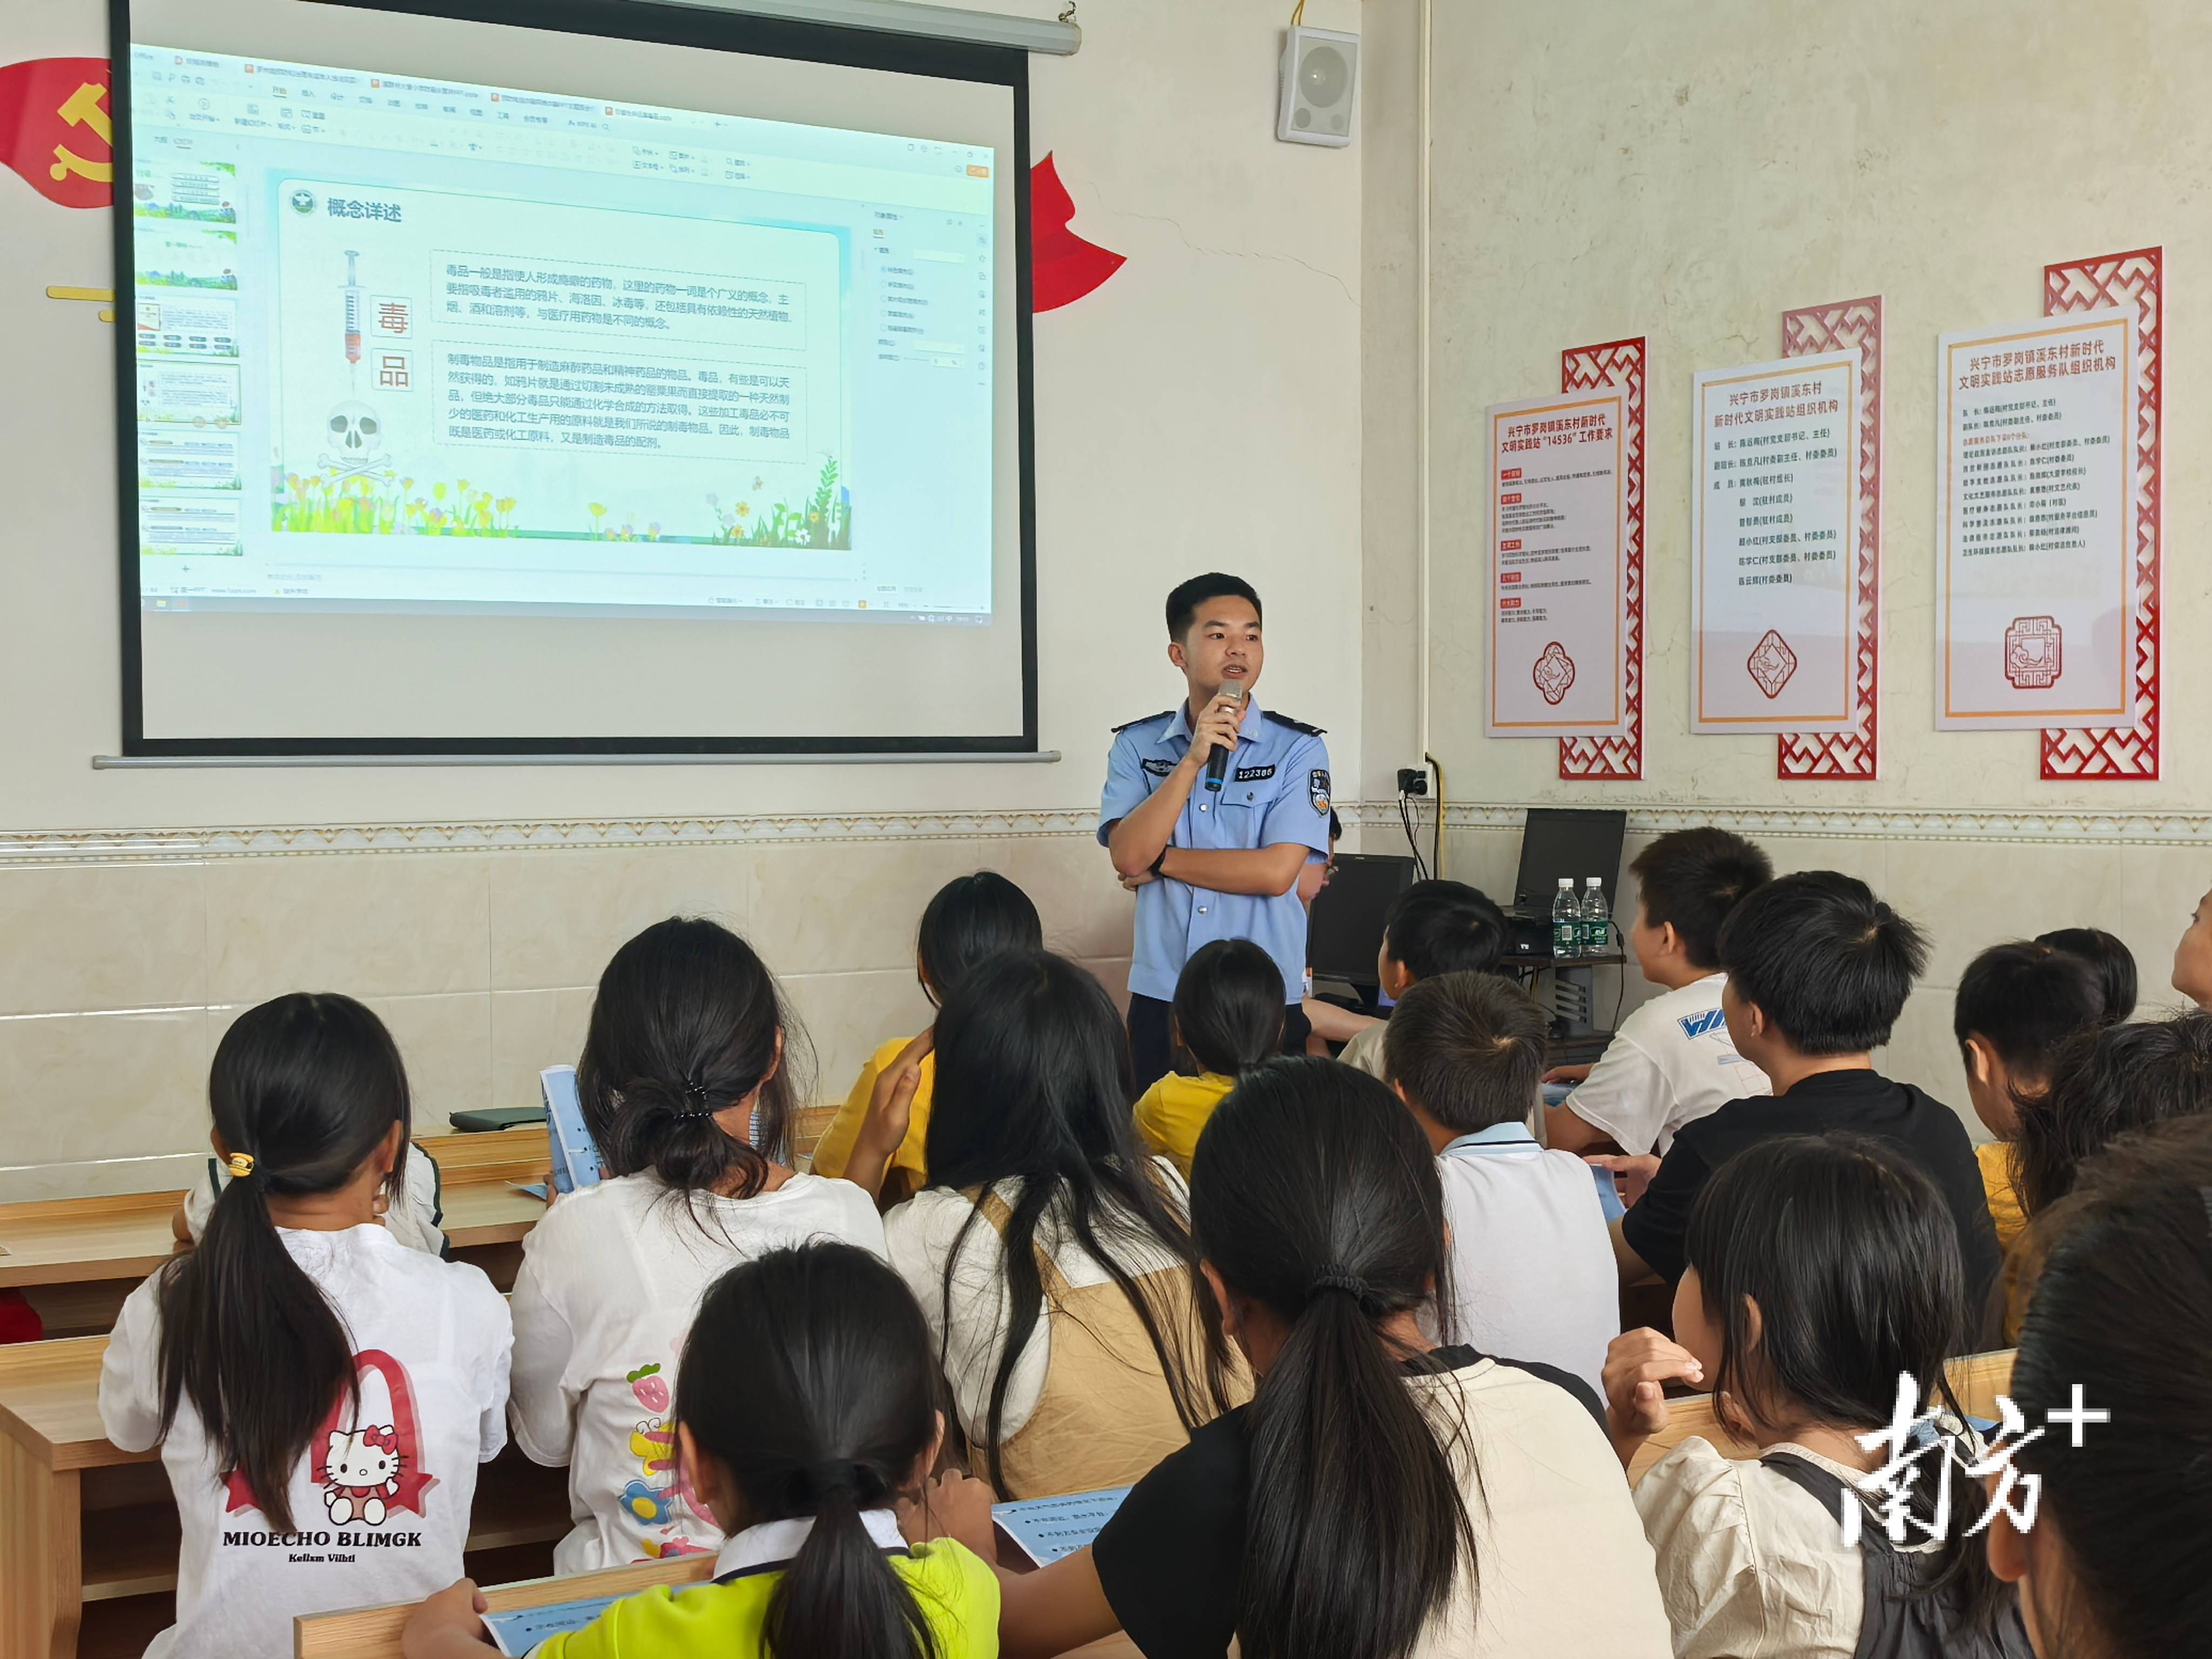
[
  {"xmin": 507, "ymin": 1170, "xmax": 886, "ymax": 1573},
  {"xmin": 99, "ymin": 1224, "xmax": 512, "ymax": 1659}
]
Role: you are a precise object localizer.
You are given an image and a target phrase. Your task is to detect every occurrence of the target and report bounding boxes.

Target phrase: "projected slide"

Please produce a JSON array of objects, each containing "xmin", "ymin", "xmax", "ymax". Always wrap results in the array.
[{"xmin": 129, "ymin": 47, "xmax": 996, "ymax": 617}]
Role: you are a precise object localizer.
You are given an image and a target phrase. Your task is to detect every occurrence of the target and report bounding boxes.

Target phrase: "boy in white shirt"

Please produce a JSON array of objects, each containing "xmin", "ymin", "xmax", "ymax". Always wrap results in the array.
[
  {"xmin": 1545, "ymin": 827, "xmax": 1773, "ymax": 1157},
  {"xmin": 1386, "ymin": 970, "xmax": 1618, "ymax": 1397}
]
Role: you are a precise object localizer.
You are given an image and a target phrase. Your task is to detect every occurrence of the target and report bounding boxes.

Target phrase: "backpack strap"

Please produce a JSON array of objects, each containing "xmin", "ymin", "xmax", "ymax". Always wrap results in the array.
[{"xmin": 1758, "ymin": 1451, "xmax": 1890, "ymax": 1554}]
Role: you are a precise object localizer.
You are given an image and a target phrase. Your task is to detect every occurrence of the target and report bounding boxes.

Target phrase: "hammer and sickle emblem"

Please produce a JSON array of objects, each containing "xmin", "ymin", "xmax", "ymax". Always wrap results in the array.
[{"xmin": 49, "ymin": 81, "xmax": 112, "ymax": 184}]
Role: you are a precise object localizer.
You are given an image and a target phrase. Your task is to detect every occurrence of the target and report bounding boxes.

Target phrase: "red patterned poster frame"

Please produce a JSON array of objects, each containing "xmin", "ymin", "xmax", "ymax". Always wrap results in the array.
[
  {"xmin": 1777, "ymin": 297, "xmax": 1883, "ymax": 779},
  {"xmin": 1557, "ymin": 337, "xmax": 1645, "ymax": 780},
  {"xmin": 2040, "ymin": 248, "xmax": 2161, "ymax": 780}
]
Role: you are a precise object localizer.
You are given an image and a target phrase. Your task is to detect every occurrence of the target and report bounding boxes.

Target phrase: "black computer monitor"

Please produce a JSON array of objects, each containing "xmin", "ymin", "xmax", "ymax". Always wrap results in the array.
[
  {"xmin": 1510, "ymin": 808, "xmax": 1628, "ymax": 915},
  {"xmin": 1307, "ymin": 853, "xmax": 1418, "ymax": 985}
]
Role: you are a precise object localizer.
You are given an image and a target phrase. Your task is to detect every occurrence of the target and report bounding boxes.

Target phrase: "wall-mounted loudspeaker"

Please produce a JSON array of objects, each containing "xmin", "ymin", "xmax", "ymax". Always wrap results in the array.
[{"xmin": 1277, "ymin": 25, "xmax": 1358, "ymax": 147}]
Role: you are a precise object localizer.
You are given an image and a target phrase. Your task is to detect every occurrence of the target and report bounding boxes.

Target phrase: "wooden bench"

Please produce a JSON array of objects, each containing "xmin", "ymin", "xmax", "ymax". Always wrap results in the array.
[
  {"xmin": 1627, "ymin": 1348, "xmax": 2018, "ymax": 1483},
  {"xmin": 0, "ymin": 1130, "xmax": 551, "ymax": 1340}
]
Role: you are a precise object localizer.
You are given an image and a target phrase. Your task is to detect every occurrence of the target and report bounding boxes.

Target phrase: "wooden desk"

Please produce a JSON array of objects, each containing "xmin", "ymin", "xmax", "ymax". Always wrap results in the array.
[
  {"xmin": 0, "ymin": 1131, "xmax": 552, "ymax": 1340},
  {"xmin": 1626, "ymin": 1348, "xmax": 2018, "ymax": 1485},
  {"xmin": 296, "ymin": 1556, "xmax": 1143, "ymax": 1659},
  {"xmin": 0, "ymin": 1328, "xmax": 569, "ymax": 1659}
]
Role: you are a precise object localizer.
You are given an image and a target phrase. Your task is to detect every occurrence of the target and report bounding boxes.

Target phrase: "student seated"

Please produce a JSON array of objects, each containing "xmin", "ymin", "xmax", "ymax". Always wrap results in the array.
[
  {"xmin": 2010, "ymin": 1010, "xmax": 2212, "ymax": 1221},
  {"xmin": 101, "ymin": 994, "xmax": 512, "ymax": 1659},
  {"xmin": 508, "ymin": 918, "xmax": 885, "ymax": 1571},
  {"xmin": 908, "ymin": 1056, "xmax": 1670, "ymax": 1658},
  {"xmin": 1385, "ymin": 971, "xmax": 1617, "ymax": 1396},
  {"xmin": 173, "ymin": 1129, "xmax": 446, "ymax": 1255},
  {"xmin": 1134, "ymin": 937, "xmax": 1285, "ymax": 1176},
  {"xmin": 1604, "ymin": 1134, "xmax": 2032, "ymax": 1659},
  {"xmin": 1606, "ymin": 872, "xmax": 2002, "ymax": 1336},
  {"xmin": 850, "ymin": 949, "xmax": 1237, "ymax": 1498},
  {"xmin": 1988, "ymin": 1114, "xmax": 2212, "ymax": 1659},
  {"xmin": 809, "ymin": 871, "xmax": 1043, "ymax": 1203},
  {"xmin": 1336, "ymin": 877, "xmax": 1510, "ymax": 1080},
  {"xmin": 1951, "ymin": 940, "xmax": 2105, "ymax": 1250},
  {"xmin": 1546, "ymin": 827, "xmax": 1773, "ymax": 1156},
  {"xmin": 2032, "ymin": 926, "xmax": 2136, "ymax": 1024},
  {"xmin": 404, "ymin": 1242, "xmax": 1000, "ymax": 1659}
]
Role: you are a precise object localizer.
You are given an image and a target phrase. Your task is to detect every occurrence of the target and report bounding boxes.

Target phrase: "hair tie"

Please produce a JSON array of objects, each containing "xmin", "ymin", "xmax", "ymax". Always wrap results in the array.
[
  {"xmin": 803, "ymin": 1458, "xmax": 862, "ymax": 1502},
  {"xmin": 1311, "ymin": 1266, "xmax": 1372, "ymax": 1304},
  {"xmin": 677, "ymin": 1076, "xmax": 717, "ymax": 1120},
  {"xmin": 225, "ymin": 1152, "xmax": 257, "ymax": 1180}
]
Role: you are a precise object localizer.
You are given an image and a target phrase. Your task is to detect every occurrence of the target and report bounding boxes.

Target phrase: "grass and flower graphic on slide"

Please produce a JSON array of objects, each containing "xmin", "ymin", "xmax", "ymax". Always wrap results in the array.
[{"xmin": 272, "ymin": 454, "xmax": 851, "ymax": 547}]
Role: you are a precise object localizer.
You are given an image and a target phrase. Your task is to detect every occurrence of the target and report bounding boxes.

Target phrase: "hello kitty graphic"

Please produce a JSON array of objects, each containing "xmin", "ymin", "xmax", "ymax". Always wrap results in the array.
[{"xmin": 323, "ymin": 1424, "xmax": 404, "ymax": 1526}]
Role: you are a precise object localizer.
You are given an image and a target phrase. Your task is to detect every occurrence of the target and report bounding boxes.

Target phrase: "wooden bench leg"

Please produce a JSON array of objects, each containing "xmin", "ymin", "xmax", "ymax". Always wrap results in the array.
[{"xmin": 1, "ymin": 1436, "xmax": 82, "ymax": 1659}]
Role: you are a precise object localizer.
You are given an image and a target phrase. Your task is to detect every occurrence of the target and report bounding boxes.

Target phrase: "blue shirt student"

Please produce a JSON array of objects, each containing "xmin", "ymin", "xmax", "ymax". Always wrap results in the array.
[{"xmin": 1098, "ymin": 696, "xmax": 1332, "ymax": 1006}]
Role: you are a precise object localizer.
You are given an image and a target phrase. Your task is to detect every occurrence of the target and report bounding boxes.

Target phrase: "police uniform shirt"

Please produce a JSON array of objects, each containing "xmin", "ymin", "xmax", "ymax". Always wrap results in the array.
[{"xmin": 1097, "ymin": 698, "xmax": 1332, "ymax": 1006}]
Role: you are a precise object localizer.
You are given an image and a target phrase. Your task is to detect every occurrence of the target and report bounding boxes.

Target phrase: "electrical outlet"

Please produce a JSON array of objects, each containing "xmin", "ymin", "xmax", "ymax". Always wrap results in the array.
[{"xmin": 1397, "ymin": 767, "xmax": 1429, "ymax": 795}]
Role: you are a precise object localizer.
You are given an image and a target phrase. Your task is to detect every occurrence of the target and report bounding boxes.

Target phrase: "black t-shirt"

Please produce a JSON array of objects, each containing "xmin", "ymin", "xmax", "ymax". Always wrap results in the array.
[
  {"xmin": 1088, "ymin": 1345, "xmax": 1601, "ymax": 1659},
  {"xmin": 1617, "ymin": 1068, "xmax": 2002, "ymax": 1320}
]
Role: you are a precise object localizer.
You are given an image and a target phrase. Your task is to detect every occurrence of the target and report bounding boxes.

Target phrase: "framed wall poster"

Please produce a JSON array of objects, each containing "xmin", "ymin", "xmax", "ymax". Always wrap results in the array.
[
  {"xmin": 1690, "ymin": 350, "xmax": 1860, "ymax": 734},
  {"xmin": 1485, "ymin": 386, "xmax": 1631, "ymax": 739},
  {"xmin": 1936, "ymin": 311, "xmax": 2137, "ymax": 731},
  {"xmin": 1557, "ymin": 336, "xmax": 1645, "ymax": 779}
]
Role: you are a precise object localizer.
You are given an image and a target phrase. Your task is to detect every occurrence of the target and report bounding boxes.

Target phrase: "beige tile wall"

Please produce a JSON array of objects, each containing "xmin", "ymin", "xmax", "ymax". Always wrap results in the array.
[
  {"xmin": 1441, "ymin": 819, "xmax": 2207, "ymax": 1146},
  {"xmin": 0, "ymin": 832, "xmax": 1135, "ymax": 1201}
]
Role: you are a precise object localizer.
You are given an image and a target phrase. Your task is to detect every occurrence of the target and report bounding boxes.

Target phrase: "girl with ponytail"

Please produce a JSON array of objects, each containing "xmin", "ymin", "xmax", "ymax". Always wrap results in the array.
[
  {"xmin": 406, "ymin": 1241, "xmax": 1000, "ymax": 1659},
  {"xmin": 909, "ymin": 1056, "xmax": 1670, "ymax": 1659},
  {"xmin": 100, "ymin": 994, "xmax": 513, "ymax": 1659},
  {"xmin": 508, "ymin": 918, "xmax": 886, "ymax": 1573}
]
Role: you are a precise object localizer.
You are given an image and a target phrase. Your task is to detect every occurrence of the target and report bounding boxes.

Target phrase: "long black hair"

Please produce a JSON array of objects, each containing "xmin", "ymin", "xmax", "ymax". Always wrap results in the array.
[
  {"xmin": 1171, "ymin": 938, "xmax": 1285, "ymax": 1078},
  {"xmin": 156, "ymin": 993, "xmax": 409, "ymax": 1533},
  {"xmin": 2010, "ymin": 1011, "xmax": 2212, "ymax": 1218},
  {"xmin": 678, "ymin": 1243, "xmax": 943, "ymax": 1658},
  {"xmin": 923, "ymin": 950, "xmax": 1230, "ymax": 1495},
  {"xmin": 2008, "ymin": 1113, "xmax": 2212, "ymax": 1658},
  {"xmin": 916, "ymin": 872, "xmax": 1042, "ymax": 1006},
  {"xmin": 1189, "ymin": 1057, "xmax": 1473, "ymax": 1659},
  {"xmin": 577, "ymin": 918, "xmax": 807, "ymax": 1211},
  {"xmin": 1683, "ymin": 1134, "xmax": 2006, "ymax": 1630}
]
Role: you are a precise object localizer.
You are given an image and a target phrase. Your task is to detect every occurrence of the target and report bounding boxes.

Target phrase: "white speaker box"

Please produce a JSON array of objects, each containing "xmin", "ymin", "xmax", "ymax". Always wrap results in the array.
[{"xmin": 1277, "ymin": 25, "xmax": 1358, "ymax": 147}]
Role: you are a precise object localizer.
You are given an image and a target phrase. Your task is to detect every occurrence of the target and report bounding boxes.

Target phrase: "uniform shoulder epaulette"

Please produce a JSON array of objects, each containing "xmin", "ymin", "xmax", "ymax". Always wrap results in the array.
[
  {"xmin": 1111, "ymin": 709, "xmax": 1176, "ymax": 733},
  {"xmin": 1263, "ymin": 711, "xmax": 1326, "ymax": 737}
]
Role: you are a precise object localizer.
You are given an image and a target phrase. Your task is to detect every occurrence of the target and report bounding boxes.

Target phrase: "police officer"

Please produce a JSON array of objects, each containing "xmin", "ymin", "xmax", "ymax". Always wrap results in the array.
[{"xmin": 1099, "ymin": 572, "xmax": 1332, "ymax": 1084}]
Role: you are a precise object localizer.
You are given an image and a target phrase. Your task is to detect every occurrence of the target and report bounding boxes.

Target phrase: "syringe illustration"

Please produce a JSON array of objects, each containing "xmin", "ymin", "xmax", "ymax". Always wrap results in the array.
[{"xmin": 341, "ymin": 249, "xmax": 364, "ymax": 371}]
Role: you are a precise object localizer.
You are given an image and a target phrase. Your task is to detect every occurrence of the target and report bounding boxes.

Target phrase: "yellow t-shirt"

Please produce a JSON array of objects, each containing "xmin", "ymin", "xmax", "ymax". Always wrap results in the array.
[
  {"xmin": 1132, "ymin": 1071, "xmax": 1237, "ymax": 1178},
  {"xmin": 809, "ymin": 1038, "xmax": 935, "ymax": 1189},
  {"xmin": 1978, "ymin": 1139, "xmax": 2026, "ymax": 1250},
  {"xmin": 538, "ymin": 1537, "xmax": 998, "ymax": 1658}
]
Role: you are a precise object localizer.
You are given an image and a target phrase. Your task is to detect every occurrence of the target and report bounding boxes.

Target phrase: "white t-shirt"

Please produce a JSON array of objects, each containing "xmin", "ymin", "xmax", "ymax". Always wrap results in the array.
[
  {"xmin": 1432, "ymin": 1126, "xmax": 1619, "ymax": 1399},
  {"xmin": 99, "ymin": 1224, "xmax": 512, "ymax": 1659},
  {"xmin": 183, "ymin": 1147, "xmax": 446, "ymax": 1257},
  {"xmin": 1563, "ymin": 973, "xmax": 1770, "ymax": 1155},
  {"xmin": 507, "ymin": 1169, "xmax": 886, "ymax": 1573},
  {"xmin": 882, "ymin": 1159, "xmax": 1190, "ymax": 1446}
]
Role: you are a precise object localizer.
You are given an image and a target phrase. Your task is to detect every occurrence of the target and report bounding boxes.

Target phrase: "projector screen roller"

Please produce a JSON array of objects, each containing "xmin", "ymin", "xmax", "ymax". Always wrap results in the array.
[{"xmin": 114, "ymin": 0, "xmax": 1035, "ymax": 753}]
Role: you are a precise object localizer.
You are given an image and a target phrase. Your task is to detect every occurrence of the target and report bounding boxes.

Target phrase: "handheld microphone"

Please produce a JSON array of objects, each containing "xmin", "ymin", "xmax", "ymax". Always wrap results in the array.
[{"xmin": 1203, "ymin": 682, "xmax": 1246, "ymax": 792}]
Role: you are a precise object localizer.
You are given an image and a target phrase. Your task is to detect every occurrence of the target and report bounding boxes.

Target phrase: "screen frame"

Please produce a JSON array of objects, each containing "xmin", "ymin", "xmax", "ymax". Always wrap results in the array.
[{"xmin": 111, "ymin": 0, "xmax": 1039, "ymax": 757}]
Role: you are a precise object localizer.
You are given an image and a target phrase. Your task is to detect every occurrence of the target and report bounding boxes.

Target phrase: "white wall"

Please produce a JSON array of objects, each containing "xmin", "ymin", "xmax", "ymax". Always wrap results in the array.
[
  {"xmin": 0, "ymin": 0, "xmax": 1369, "ymax": 1196},
  {"xmin": 1362, "ymin": 0, "xmax": 2212, "ymax": 1115}
]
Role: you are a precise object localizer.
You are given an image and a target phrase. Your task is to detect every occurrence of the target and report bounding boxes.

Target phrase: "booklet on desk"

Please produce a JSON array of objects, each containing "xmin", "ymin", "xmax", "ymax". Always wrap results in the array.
[
  {"xmin": 482, "ymin": 1594, "xmax": 625, "ymax": 1656},
  {"xmin": 541, "ymin": 1064, "xmax": 605, "ymax": 1195},
  {"xmin": 993, "ymin": 1486, "xmax": 1132, "ymax": 1568}
]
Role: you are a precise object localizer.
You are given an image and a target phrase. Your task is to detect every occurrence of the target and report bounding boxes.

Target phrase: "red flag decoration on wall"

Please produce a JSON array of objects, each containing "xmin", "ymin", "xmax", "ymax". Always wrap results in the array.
[
  {"xmin": 1030, "ymin": 152, "xmax": 1123, "ymax": 312},
  {"xmin": 0, "ymin": 56, "xmax": 114, "ymax": 208}
]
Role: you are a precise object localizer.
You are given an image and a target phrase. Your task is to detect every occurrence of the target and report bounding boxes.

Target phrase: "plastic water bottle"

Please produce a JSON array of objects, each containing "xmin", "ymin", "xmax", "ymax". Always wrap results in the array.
[
  {"xmin": 1582, "ymin": 877, "xmax": 1610, "ymax": 955},
  {"xmin": 1552, "ymin": 878, "xmax": 1580, "ymax": 959}
]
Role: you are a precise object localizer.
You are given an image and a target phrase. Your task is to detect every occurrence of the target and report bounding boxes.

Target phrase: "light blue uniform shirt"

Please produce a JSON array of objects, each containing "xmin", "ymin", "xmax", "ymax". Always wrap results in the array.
[{"xmin": 1097, "ymin": 697, "xmax": 1332, "ymax": 1004}]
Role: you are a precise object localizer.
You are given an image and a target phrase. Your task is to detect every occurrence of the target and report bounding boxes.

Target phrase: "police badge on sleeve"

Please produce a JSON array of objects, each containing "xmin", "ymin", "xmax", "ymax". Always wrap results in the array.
[{"xmin": 1309, "ymin": 768, "xmax": 1331, "ymax": 814}]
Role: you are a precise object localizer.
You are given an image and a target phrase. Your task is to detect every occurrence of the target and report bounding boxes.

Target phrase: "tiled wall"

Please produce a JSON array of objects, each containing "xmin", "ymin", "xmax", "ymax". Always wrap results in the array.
[
  {"xmin": 1441, "ymin": 808, "xmax": 2211, "ymax": 1144},
  {"xmin": 0, "ymin": 822, "xmax": 1135, "ymax": 1202}
]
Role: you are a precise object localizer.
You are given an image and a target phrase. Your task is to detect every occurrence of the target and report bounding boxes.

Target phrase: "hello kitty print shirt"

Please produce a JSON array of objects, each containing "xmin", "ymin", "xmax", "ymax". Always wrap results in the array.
[{"xmin": 100, "ymin": 1223, "xmax": 512, "ymax": 1659}]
